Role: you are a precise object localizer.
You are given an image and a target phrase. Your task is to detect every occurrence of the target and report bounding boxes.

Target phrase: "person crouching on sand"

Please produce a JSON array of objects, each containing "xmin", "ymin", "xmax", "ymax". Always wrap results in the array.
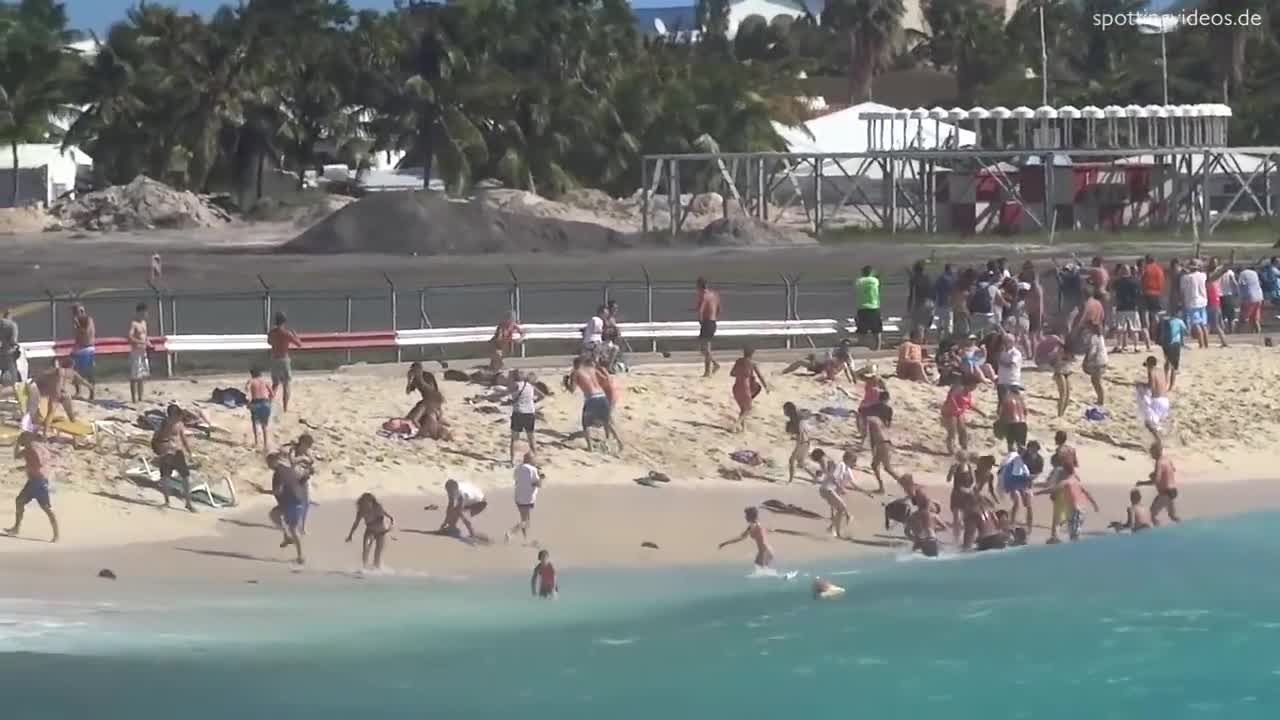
[
  {"xmin": 895, "ymin": 329, "xmax": 929, "ymax": 382},
  {"xmin": 718, "ymin": 506, "xmax": 773, "ymax": 568},
  {"xmin": 730, "ymin": 347, "xmax": 768, "ymax": 433},
  {"xmin": 347, "ymin": 492, "xmax": 394, "ymax": 570},
  {"xmin": 532, "ymin": 549, "xmax": 558, "ymax": 598},
  {"xmin": 1109, "ymin": 489, "xmax": 1153, "ymax": 533},
  {"xmin": 267, "ymin": 452, "xmax": 305, "ymax": 564},
  {"xmin": 441, "ymin": 479, "xmax": 488, "ymax": 539}
]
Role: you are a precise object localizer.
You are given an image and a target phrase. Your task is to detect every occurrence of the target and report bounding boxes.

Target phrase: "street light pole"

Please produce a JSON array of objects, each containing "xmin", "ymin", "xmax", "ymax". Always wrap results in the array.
[{"xmin": 1038, "ymin": 3, "xmax": 1049, "ymax": 105}]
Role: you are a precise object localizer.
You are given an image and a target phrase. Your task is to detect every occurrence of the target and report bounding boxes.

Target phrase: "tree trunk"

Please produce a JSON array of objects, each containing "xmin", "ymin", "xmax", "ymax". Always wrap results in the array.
[
  {"xmin": 256, "ymin": 152, "xmax": 265, "ymax": 201},
  {"xmin": 846, "ymin": 31, "xmax": 859, "ymax": 104},
  {"xmin": 420, "ymin": 118, "xmax": 434, "ymax": 191},
  {"xmin": 10, "ymin": 141, "xmax": 18, "ymax": 207}
]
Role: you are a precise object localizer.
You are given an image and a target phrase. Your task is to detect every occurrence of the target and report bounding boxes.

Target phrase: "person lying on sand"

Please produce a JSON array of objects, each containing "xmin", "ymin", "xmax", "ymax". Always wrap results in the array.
[
  {"xmin": 532, "ymin": 549, "xmax": 558, "ymax": 598},
  {"xmin": 441, "ymin": 479, "xmax": 488, "ymax": 539},
  {"xmin": 1109, "ymin": 489, "xmax": 1153, "ymax": 533},
  {"xmin": 779, "ymin": 341, "xmax": 854, "ymax": 383},
  {"xmin": 347, "ymin": 492, "xmax": 394, "ymax": 570},
  {"xmin": 718, "ymin": 506, "xmax": 773, "ymax": 568}
]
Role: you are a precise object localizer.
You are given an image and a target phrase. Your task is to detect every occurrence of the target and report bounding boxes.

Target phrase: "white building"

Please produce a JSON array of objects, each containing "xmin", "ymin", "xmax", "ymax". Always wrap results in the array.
[{"xmin": 0, "ymin": 144, "xmax": 93, "ymax": 208}]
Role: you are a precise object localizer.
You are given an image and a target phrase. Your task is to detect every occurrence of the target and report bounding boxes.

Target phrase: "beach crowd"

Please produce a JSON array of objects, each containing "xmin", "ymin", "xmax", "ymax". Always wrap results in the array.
[{"xmin": 3, "ymin": 250, "xmax": 1278, "ymax": 581}]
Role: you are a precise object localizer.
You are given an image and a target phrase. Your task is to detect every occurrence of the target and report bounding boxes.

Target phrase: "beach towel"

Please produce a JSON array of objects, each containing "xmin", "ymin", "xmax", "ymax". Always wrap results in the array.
[
  {"xmin": 730, "ymin": 450, "xmax": 763, "ymax": 466},
  {"xmin": 211, "ymin": 387, "xmax": 248, "ymax": 408},
  {"xmin": 379, "ymin": 418, "xmax": 418, "ymax": 440},
  {"xmin": 818, "ymin": 406, "xmax": 855, "ymax": 418},
  {"xmin": 761, "ymin": 499, "xmax": 822, "ymax": 519},
  {"xmin": 1084, "ymin": 407, "xmax": 1106, "ymax": 422}
]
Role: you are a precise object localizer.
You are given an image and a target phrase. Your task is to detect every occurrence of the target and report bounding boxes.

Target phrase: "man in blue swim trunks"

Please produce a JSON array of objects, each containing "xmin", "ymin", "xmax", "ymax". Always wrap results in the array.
[
  {"xmin": 568, "ymin": 355, "xmax": 623, "ymax": 453},
  {"xmin": 267, "ymin": 452, "xmax": 305, "ymax": 564},
  {"xmin": 70, "ymin": 304, "xmax": 97, "ymax": 401},
  {"xmin": 1178, "ymin": 259, "xmax": 1210, "ymax": 350},
  {"xmin": 4, "ymin": 432, "xmax": 59, "ymax": 542}
]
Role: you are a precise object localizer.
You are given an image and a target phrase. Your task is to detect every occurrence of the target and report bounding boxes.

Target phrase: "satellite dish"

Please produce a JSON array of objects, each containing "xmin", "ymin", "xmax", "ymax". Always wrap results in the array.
[{"xmin": 653, "ymin": 17, "xmax": 668, "ymax": 35}]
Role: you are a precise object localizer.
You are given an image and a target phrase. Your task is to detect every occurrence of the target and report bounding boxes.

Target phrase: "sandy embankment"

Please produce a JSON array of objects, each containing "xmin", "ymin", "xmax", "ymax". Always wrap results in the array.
[{"xmin": 3, "ymin": 346, "xmax": 1280, "ymax": 582}]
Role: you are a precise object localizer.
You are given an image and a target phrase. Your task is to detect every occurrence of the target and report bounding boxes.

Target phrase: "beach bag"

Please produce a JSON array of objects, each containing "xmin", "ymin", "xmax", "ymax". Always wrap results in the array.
[
  {"xmin": 211, "ymin": 387, "xmax": 248, "ymax": 408},
  {"xmin": 137, "ymin": 410, "xmax": 167, "ymax": 432},
  {"xmin": 1156, "ymin": 317, "xmax": 1173, "ymax": 346},
  {"xmin": 750, "ymin": 377, "xmax": 763, "ymax": 398}
]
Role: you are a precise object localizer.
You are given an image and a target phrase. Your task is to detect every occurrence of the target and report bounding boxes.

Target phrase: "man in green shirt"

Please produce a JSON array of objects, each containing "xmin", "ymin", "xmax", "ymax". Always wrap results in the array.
[{"xmin": 855, "ymin": 266, "xmax": 883, "ymax": 350}]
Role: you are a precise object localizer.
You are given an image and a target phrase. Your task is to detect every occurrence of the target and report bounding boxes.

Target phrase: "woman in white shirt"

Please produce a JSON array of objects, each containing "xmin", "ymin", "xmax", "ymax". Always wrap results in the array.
[{"xmin": 505, "ymin": 452, "xmax": 543, "ymax": 543}]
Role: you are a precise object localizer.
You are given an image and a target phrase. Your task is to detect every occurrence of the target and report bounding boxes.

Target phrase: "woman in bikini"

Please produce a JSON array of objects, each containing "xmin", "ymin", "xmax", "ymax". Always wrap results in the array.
[
  {"xmin": 940, "ymin": 379, "xmax": 976, "ymax": 455},
  {"xmin": 973, "ymin": 454, "xmax": 998, "ymax": 502},
  {"xmin": 346, "ymin": 492, "xmax": 394, "ymax": 570},
  {"xmin": 783, "ymin": 401, "xmax": 813, "ymax": 484},
  {"xmin": 945, "ymin": 451, "xmax": 977, "ymax": 545},
  {"xmin": 729, "ymin": 347, "xmax": 768, "ymax": 433}
]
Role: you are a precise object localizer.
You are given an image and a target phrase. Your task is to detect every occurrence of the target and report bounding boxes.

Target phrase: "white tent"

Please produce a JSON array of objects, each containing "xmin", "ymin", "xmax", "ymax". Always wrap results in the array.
[{"xmin": 773, "ymin": 101, "xmax": 977, "ymax": 179}]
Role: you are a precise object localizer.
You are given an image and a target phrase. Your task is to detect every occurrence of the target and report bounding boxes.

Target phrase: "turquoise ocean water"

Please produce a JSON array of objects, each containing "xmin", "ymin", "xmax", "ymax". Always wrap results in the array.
[{"xmin": 4, "ymin": 512, "xmax": 1280, "ymax": 718}]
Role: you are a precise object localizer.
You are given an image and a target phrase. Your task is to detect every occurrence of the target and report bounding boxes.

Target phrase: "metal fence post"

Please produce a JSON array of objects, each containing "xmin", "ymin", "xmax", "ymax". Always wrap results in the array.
[
  {"xmin": 46, "ymin": 291, "xmax": 57, "ymax": 343},
  {"xmin": 507, "ymin": 266, "xmax": 524, "ymax": 358},
  {"xmin": 157, "ymin": 289, "xmax": 171, "ymax": 378},
  {"xmin": 257, "ymin": 275, "xmax": 271, "ymax": 333},
  {"xmin": 417, "ymin": 290, "xmax": 427, "ymax": 358},
  {"xmin": 642, "ymin": 266, "xmax": 655, "ymax": 353},
  {"xmin": 345, "ymin": 295, "xmax": 353, "ymax": 364},
  {"xmin": 169, "ymin": 295, "xmax": 179, "ymax": 372},
  {"xmin": 779, "ymin": 274, "xmax": 792, "ymax": 350},
  {"xmin": 383, "ymin": 273, "xmax": 399, "ymax": 363}
]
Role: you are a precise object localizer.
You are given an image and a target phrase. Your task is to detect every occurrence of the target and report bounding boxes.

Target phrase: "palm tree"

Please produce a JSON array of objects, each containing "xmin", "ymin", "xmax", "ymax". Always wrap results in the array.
[
  {"xmin": 918, "ymin": 0, "xmax": 1009, "ymax": 105},
  {"xmin": 1204, "ymin": 0, "xmax": 1256, "ymax": 103},
  {"xmin": 0, "ymin": 0, "xmax": 78, "ymax": 206},
  {"xmin": 822, "ymin": 0, "xmax": 906, "ymax": 103}
]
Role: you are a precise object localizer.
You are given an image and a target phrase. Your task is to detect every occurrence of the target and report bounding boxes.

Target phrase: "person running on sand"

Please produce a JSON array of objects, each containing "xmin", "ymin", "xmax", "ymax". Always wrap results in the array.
[
  {"xmin": 1139, "ymin": 443, "xmax": 1179, "ymax": 525},
  {"xmin": 506, "ymin": 452, "xmax": 543, "ymax": 543},
  {"xmin": 346, "ymin": 492, "xmax": 394, "ymax": 570},
  {"xmin": 1238, "ymin": 264, "xmax": 1264, "ymax": 334},
  {"xmin": 863, "ymin": 395, "xmax": 898, "ymax": 494},
  {"xmin": 441, "ymin": 479, "xmax": 488, "ymax": 538},
  {"xmin": 245, "ymin": 366, "xmax": 274, "ymax": 453},
  {"xmin": 1180, "ymin": 259, "xmax": 1210, "ymax": 349},
  {"xmin": 695, "ymin": 277, "xmax": 721, "ymax": 377},
  {"xmin": 1049, "ymin": 339, "xmax": 1075, "ymax": 418},
  {"xmin": 489, "ymin": 311, "xmax": 524, "ymax": 371},
  {"xmin": 718, "ymin": 506, "xmax": 773, "ymax": 568},
  {"xmin": 267, "ymin": 452, "xmax": 305, "ymax": 564},
  {"xmin": 4, "ymin": 432, "xmax": 59, "ymax": 542},
  {"xmin": 152, "ymin": 404, "xmax": 195, "ymax": 512},
  {"xmin": 267, "ymin": 312, "xmax": 303, "ymax": 414},
  {"xmin": 946, "ymin": 452, "xmax": 977, "ymax": 544},
  {"xmin": 1110, "ymin": 489, "xmax": 1153, "ymax": 533},
  {"xmin": 127, "ymin": 303, "xmax": 149, "ymax": 403},
  {"xmin": 69, "ymin": 304, "xmax": 96, "ymax": 400},
  {"xmin": 35, "ymin": 359, "xmax": 90, "ymax": 437},
  {"xmin": 1136, "ymin": 356, "xmax": 1171, "ymax": 446},
  {"xmin": 1155, "ymin": 312, "xmax": 1187, "ymax": 390},
  {"xmin": 783, "ymin": 401, "xmax": 815, "ymax": 484},
  {"xmin": 896, "ymin": 329, "xmax": 929, "ymax": 382},
  {"xmin": 532, "ymin": 549, "xmax": 558, "ymax": 598},
  {"xmin": 1057, "ymin": 462, "xmax": 1099, "ymax": 541},
  {"xmin": 1205, "ymin": 259, "xmax": 1230, "ymax": 348},
  {"xmin": 503, "ymin": 370, "xmax": 544, "ymax": 465},
  {"xmin": 973, "ymin": 454, "xmax": 998, "ymax": 502},
  {"xmin": 285, "ymin": 433, "xmax": 316, "ymax": 534},
  {"xmin": 811, "ymin": 448, "xmax": 868, "ymax": 538},
  {"xmin": 1081, "ymin": 328, "xmax": 1108, "ymax": 406},
  {"xmin": 730, "ymin": 347, "xmax": 768, "ymax": 433},
  {"xmin": 941, "ymin": 379, "xmax": 977, "ymax": 455},
  {"xmin": 568, "ymin": 356, "xmax": 623, "ymax": 453},
  {"xmin": 853, "ymin": 363, "xmax": 887, "ymax": 439}
]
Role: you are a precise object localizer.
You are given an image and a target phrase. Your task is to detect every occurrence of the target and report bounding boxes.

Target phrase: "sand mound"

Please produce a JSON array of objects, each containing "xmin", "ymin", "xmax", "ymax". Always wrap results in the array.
[
  {"xmin": 697, "ymin": 215, "xmax": 816, "ymax": 247},
  {"xmin": 0, "ymin": 206, "xmax": 52, "ymax": 234},
  {"xmin": 283, "ymin": 190, "xmax": 630, "ymax": 255},
  {"xmin": 247, "ymin": 192, "xmax": 355, "ymax": 228},
  {"xmin": 50, "ymin": 176, "xmax": 234, "ymax": 231}
]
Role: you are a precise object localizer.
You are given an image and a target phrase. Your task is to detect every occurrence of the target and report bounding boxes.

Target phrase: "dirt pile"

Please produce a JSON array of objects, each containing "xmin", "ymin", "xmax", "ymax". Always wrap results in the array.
[
  {"xmin": 0, "ymin": 207, "xmax": 53, "ymax": 234},
  {"xmin": 247, "ymin": 192, "xmax": 356, "ymax": 228},
  {"xmin": 282, "ymin": 190, "xmax": 631, "ymax": 255},
  {"xmin": 50, "ymin": 176, "xmax": 234, "ymax": 231},
  {"xmin": 481, "ymin": 188, "xmax": 733, "ymax": 232},
  {"xmin": 696, "ymin": 216, "xmax": 816, "ymax": 247}
]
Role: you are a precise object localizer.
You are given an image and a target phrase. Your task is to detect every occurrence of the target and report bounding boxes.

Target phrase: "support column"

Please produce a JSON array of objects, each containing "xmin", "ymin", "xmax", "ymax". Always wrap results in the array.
[
  {"xmin": 668, "ymin": 159, "xmax": 678, "ymax": 237},
  {"xmin": 1200, "ymin": 151, "xmax": 1212, "ymax": 240},
  {"xmin": 886, "ymin": 160, "xmax": 897, "ymax": 234},
  {"xmin": 813, "ymin": 156, "xmax": 823, "ymax": 235},
  {"xmin": 641, "ymin": 158, "xmax": 650, "ymax": 234}
]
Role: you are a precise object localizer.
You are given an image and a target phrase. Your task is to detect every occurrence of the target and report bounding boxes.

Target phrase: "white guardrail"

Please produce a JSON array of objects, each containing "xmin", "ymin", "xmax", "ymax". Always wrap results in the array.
[{"xmin": 18, "ymin": 317, "xmax": 903, "ymax": 361}]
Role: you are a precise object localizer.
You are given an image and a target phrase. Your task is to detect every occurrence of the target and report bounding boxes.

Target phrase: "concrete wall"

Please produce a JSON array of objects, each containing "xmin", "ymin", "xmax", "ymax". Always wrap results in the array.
[{"xmin": 0, "ymin": 167, "xmax": 50, "ymax": 208}]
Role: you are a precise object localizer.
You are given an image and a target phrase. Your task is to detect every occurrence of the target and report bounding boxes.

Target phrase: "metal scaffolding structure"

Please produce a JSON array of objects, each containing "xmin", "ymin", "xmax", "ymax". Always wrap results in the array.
[{"xmin": 640, "ymin": 146, "xmax": 1280, "ymax": 238}]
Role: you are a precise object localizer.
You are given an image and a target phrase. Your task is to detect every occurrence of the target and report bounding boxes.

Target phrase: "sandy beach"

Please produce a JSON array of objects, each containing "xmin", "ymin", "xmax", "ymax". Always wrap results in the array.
[{"xmin": 4, "ymin": 343, "xmax": 1280, "ymax": 586}]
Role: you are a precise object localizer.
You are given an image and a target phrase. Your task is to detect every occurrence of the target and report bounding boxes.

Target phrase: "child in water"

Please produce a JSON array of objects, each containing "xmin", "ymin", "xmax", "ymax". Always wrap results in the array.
[
  {"xmin": 718, "ymin": 506, "xmax": 774, "ymax": 568},
  {"xmin": 531, "ymin": 549, "xmax": 558, "ymax": 598},
  {"xmin": 346, "ymin": 492, "xmax": 394, "ymax": 570}
]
